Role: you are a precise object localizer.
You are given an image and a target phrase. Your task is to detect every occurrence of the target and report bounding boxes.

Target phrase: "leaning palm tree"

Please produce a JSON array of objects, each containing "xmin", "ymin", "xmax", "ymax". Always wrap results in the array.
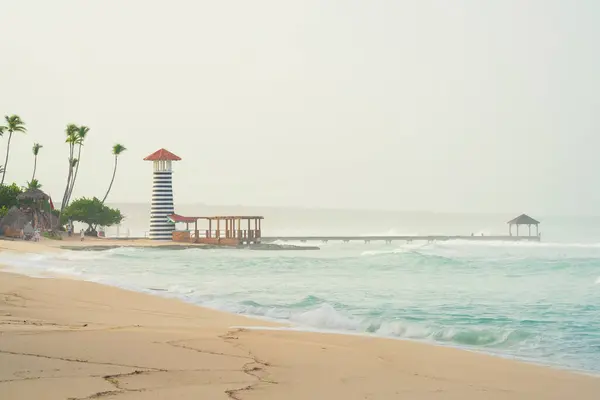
[
  {"xmin": 60, "ymin": 124, "xmax": 79, "ymax": 213},
  {"xmin": 65, "ymin": 125, "xmax": 89, "ymax": 205},
  {"xmin": 0, "ymin": 115, "xmax": 27, "ymax": 185},
  {"xmin": 31, "ymin": 143, "xmax": 43, "ymax": 181},
  {"xmin": 101, "ymin": 144, "xmax": 127, "ymax": 204}
]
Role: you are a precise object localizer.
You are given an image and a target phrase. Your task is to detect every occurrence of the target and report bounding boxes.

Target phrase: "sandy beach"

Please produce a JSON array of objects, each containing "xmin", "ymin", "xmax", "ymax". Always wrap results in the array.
[{"xmin": 1, "ymin": 239, "xmax": 600, "ymax": 399}]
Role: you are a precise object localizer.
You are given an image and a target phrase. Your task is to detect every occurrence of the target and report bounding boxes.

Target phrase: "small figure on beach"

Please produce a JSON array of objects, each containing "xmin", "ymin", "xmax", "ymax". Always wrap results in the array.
[{"xmin": 80, "ymin": 229, "xmax": 85, "ymax": 241}]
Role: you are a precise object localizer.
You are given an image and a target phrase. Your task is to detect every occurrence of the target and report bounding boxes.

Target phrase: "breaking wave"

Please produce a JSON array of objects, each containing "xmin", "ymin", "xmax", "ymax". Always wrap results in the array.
[{"xmin": 205, "ymin": 298, "xmax": 535, "ymax": 349}]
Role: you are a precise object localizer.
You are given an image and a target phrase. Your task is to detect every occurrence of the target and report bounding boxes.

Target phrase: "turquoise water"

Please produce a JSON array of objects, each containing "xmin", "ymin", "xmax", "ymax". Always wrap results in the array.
[{"xmin": 2, "ymin": 240, "xmax": 600, "ymax": 373}]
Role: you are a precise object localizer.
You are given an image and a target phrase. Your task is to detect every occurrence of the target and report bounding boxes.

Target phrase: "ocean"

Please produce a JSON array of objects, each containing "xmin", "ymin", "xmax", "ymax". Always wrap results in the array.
[{"xmin": 2, "ymin": 234, "xmax": 600, "ymax": 375}]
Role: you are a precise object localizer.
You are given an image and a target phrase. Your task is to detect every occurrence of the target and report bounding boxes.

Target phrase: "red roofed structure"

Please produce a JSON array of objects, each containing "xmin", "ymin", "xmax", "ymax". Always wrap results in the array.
[
  {"xmin": 143, "ymin": 148, "xmax": 182, "ymax": 161},
  {"xmin": 167, "ymin": 214, "xmax": 201, "ymax": 223}
]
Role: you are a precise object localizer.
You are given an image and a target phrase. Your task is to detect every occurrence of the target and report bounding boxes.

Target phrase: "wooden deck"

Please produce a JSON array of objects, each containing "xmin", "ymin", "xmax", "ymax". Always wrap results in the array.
[{"xmin": 261, "ymin": 235, "xmax": 540, "ymax": 243}]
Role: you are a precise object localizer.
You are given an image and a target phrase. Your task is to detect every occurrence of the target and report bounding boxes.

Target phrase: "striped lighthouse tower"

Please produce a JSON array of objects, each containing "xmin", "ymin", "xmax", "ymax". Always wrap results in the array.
[{"xmin": 143, "ymin": 148, "xmax": 181, "ymax": 240}]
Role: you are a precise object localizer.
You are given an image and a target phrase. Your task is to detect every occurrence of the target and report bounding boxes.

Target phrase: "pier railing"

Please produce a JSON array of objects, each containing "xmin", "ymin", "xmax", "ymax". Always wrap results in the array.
[
  {"xmin": 261, "ymin": 235, "xmax": 540, "ymax": 243},
  {"xmin": 192, "ymin": 229, "xmax": 261, "ymax": 240},
  {"xmin": 171, "ymin": 229, "xmax": 262, "ymax": 245}
]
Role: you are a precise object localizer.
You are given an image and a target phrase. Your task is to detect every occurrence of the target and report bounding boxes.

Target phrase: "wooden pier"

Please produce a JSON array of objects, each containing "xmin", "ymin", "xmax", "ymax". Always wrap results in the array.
[
  {"xmin": 165, "ymin": 213, "xmax": 542, "ymax": 246},
  {"xmin": 264, "ymin": 214, "xmax": 542, "ymax": 244},
  {"xmin": 261, "ymin": 235, "xmax": 540, "ymax": 244}
]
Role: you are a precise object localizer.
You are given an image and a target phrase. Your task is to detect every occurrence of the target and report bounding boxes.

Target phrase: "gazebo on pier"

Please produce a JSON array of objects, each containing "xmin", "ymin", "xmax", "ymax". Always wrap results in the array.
[
  {"xmin": 508, "ymin": 214, "xmax": 540, "ymax": 237},
  {"xmin": 168, "ymin": 214, "xmax": 264, "ymax": 246}
]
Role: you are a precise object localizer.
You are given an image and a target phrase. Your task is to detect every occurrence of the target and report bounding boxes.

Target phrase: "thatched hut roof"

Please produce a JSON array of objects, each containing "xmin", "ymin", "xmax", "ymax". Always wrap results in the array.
[
  {"xmin": 17, "ymin": 188, "xmax": 50, "ymax": 202},
  {"xmin": 507, "ymin": 214, "xmax": 540, "ymax": 225}
]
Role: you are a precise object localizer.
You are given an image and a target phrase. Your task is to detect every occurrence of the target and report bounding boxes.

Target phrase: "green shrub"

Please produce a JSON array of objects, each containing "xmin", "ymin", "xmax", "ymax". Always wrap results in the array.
[
  {"xmin": 63, "ymin": 197, "xmax": 124, "ymax": 232},
  {"xmin": 0, "ymin": 183, "xmax": 23, "ymax": 210}
]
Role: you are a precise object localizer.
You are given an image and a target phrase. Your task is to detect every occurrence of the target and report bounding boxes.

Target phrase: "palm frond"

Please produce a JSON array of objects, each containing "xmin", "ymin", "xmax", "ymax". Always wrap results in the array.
[
  {"xmin": 4, "ymin": 114, "xmax": 27, "ymax": 133},
  {"xmin": 65, "ymin": 124, "xmax": 78, "ymax": 144},
  {"xmin": 112, "ymin": 143, "xmax": 127, "ymax": 155},
  {"xmin": 32, "ymin": 143, "xmax": 43, "ymax": 155},
  {"xmin": 76, "ymin": 125, "xmax": 90, "ymax": 144},
  {"xmin": 27, "ymin": 179, "xmax": 42, "ymax": 189},
  {"xmin": 65, "ymin": 123, "xmax": 78, "ymax": 137}
]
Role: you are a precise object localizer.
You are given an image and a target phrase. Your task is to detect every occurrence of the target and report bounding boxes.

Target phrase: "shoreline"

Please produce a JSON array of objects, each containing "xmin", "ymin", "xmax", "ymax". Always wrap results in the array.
[
  {"xmin": 0, "ymin": 238, "xmax": 596, "ymax": 374},
  {"xmin": 4, "ymin": 256, "xmax": 593, "ymax": 378},
  {"xmin": 1, "ymin": 240, "xmax": 600, "ymax": 398}
]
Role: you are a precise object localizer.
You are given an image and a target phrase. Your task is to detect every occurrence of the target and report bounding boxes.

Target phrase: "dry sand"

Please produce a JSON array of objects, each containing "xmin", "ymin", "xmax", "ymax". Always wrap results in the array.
[{"xmin": 1, "ymin": 239, "xmax": 599, "ymax": 399}]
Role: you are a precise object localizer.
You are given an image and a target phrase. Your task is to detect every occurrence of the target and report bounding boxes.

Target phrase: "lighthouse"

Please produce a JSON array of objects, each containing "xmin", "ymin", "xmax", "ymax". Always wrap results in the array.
[{"xmin": 143, "ymin": 148, "xmax": 182, "ymax": 240}]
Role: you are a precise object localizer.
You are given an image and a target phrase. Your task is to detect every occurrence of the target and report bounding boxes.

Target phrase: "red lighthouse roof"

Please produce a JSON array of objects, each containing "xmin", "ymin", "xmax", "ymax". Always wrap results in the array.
[{"xmin": 143, "ymin": 148, "xmax": 182, "ymax": 161}]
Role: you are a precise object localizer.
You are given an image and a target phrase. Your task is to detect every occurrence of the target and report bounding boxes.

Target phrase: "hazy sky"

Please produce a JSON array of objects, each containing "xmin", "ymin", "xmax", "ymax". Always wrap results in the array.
[{"xmin": 1, "ymin": 1, "xmax": 598, "ymax": 215}]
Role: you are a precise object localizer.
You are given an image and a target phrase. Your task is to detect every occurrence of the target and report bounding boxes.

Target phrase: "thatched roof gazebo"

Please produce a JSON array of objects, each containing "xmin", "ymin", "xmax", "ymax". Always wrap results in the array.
[
  {"xmin": 17, "ymin": 188, "xmax": 50, "ymax": 203},
  {"xmin": 507, "ymin": 214, "xmax": 540, "ymax": 237}
]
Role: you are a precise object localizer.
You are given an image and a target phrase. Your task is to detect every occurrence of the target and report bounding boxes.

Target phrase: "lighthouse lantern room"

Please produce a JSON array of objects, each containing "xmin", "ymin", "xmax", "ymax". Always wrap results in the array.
[{"xmin": 143, "ymin": 148, "xmax": 182, "ymax": 240}]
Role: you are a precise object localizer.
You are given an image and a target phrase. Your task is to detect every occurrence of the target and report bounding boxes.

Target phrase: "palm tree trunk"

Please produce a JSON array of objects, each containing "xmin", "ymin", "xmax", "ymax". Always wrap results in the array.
[
  {"xmin": 66, "ymin": 144, "xmax": 82, "ymax": 205},
  {"xmin": 32, "ymin": 155, "xmax": 38, "ymax": 181},
  {"xmin": 60, "ymin": 168, "xmax": 73, "ymax": 213},
  {"xmin": 60, "ymin": 144, "xmax": 74, "ymax": 213},
  {"xmin": 101, "ymin": 156, "xmax": 118, "ymax": 204},
  {"xmin": 1, "ymin": 132, "xmax": 12, "ymax": 185}
]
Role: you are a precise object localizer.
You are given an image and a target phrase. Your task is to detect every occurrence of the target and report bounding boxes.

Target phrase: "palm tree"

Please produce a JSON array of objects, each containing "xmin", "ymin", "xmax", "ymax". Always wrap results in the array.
[
  {"xmin": 27, "ymin": 179, "xmax": 42, "ymax": 189},
  {"xmin": 65, "ymin": 125, "xmax": 89, "ymax": 205},
  {"xmin": 101, "ymin": 144, "xmax": 127, "ymax": 204},
  {"xmin": 31, "ymin": 143, "xmax": 43, "ymax": 181},
  {"xmin": 60, "ymin": 124, "xmax": 79, "ymax": 213},
  {"xmin": 0, "ymin": 126, "xmax": 4, "ymax": 176},
  {"xmin": 0, "ymin": 115, "xmax": 27, "ymax": 185}
]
